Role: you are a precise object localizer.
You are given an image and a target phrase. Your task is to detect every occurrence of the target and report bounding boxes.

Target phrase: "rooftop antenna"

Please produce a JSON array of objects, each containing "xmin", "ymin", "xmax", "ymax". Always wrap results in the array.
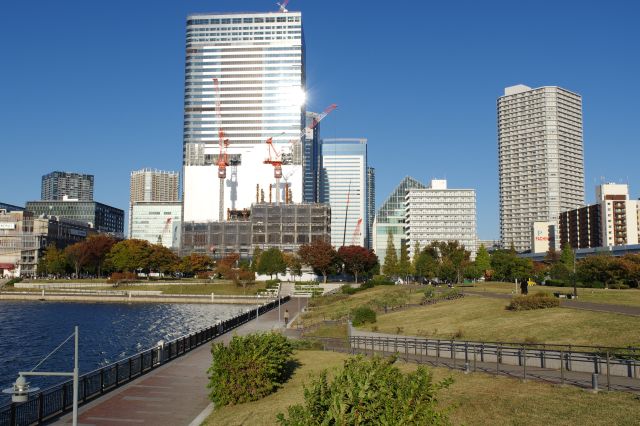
[{"xmin": 277, "ymin": 0, "xmax": 289, "ymax": 12}]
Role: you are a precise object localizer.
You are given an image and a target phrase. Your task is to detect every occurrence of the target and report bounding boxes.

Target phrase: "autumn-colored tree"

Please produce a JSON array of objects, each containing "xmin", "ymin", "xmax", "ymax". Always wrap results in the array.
[
  {"xmin": 179, "ymin": 253, "xmax": 214, "ymax": 276},
  {"xmin": 65, "ymin": 242, "xmax": 92, "ymax": 278},
  {"xmin": 216, "ymin": 253, "xmax": 240, "ymax": 280},
  {"xmin": 147, "ymin": 244, "xmax": 180, "ymax": 275},
  {"xmin": 298, "ymin": 239, "xmax": 338, "ymax": 283},
  {"xmin": 106, "ymin": 239, "xmax": 153, "ymax": 273},
  {"xmin": 337, "ymin": 245, "xmax": 378, "ymax": 284},
  {"xmin": 283, "ymin": 253, "xmax": 303, "ymax": 282},
  {"xmin": 39, "ymin": 244, "xmax": 68, "ymax": 277},
  {"xmin": 84, "ymin": 234, "xmax": 116, "ymax": 277}
]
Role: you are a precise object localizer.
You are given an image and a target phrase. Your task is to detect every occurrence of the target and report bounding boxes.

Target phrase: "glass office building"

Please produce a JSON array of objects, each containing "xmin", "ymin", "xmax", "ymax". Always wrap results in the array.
[
  {"xmin": 25, "ymin": 201, "xmax": 124, "ymax": 238},
  {"xmin": 320, "ymin": 139, "xmax": 368, "ymax": 247},
  {"xmin": 182, "ymin": 11, "xmax": 306, "ymax": 222}
]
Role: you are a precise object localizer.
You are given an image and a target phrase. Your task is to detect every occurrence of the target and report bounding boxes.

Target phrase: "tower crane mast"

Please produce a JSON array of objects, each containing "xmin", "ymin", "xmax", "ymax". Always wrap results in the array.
[{"xmin": 213, "ymin": 78, "xmax": 229, "ymax": 221}]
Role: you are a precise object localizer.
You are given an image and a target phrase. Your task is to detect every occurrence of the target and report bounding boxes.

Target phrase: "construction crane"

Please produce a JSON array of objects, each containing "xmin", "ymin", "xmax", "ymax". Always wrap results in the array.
[
  {"xmin": 213, "ymin": 78, "xmax": 229, "ymax": 221},
  {"xmin": 277, "ymin": 0, "xmax": 289, "ymax": 13},
  {"xmin": 263, "ymin": 103, "xmax": 337, "ymax": 205},
  {"xmin": 351, "ymin": 218, "xmax": 363, "ymax": 246},
  {"xmin": 342, "ymin": 179, "xmax": 351, "ymax": 247},
  {"xmin": 157, "ymin": 217, "xmax": 172, "ymax": 246},
  {"xmin": 264, "ymin": 137, "xmax": 283, "ymax": 205}
]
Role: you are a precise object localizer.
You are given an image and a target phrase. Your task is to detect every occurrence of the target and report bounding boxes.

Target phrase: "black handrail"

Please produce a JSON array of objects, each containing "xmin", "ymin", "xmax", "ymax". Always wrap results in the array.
[{"xmin": 0, "ymin": 296, "xmax": 289, "ymax": 426}]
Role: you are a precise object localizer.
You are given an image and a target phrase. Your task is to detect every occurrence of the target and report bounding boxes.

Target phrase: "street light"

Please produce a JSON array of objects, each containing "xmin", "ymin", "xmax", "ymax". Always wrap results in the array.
[{"xmin": 2, "ymin": 326, "xmax": 79, "ymax": 426}]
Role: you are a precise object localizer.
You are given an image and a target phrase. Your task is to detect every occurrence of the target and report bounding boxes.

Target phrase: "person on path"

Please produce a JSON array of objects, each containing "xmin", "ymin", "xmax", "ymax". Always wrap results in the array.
[{"xmin": 284, "ymin": 309, "xmax": 289, "ymax": 326}]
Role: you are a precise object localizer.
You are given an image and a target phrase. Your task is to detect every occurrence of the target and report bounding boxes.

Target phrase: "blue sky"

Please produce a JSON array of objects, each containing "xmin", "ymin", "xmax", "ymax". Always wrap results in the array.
[{"xmin": 0, "ymin": 0, "xmax": 638, "ymax": 239}]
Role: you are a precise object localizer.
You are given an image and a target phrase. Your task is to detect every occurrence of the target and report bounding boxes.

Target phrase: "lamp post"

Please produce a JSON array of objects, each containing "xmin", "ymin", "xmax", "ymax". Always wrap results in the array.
[{"xmin": 2, "ymin": 326, "xmax": 79, "ymax": 426}]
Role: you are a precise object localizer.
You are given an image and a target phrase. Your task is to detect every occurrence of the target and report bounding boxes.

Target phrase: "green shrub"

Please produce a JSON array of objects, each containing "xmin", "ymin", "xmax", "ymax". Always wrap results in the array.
[
  {"xmin": 423, "ymin": 286, "xmax": 436, "ymax": 299},
  {"xmin": 507, "ymin": 293, "xmax": 560, "ymax": 311},
  {"xmin": 277, "ymin": 356, "xmax": 452, "ymax": 425},
  {"xmin": 369, "ymin": 274, "xmax": 395, "ymax": 286},
  {"xmin": 266, "ymin": 278, "xmax": 282, "ymax": 286},
  {"xmin": 207, "ymin": 332, "xmax": 293, "ymax": 406},
  {"xmin": 351, "ymin": 306, "xmax": 376, "ymax": 326},
  {"xmin": 341, "ymin": 285, "xmax": 358, "ymax": 295},
  {"xmin": 4, "ymin": 277, "xmax": 23, "ymax": 286},
  {"xmin": 545, "ymin": 279, "xmax": 569, "ymax": 287}
]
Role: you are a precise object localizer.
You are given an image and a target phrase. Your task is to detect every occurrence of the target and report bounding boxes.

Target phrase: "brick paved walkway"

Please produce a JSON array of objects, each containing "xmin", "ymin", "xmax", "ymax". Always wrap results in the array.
[{"xmin": 53, "ymin": 298, "xmax": 306, "ymax": 426}]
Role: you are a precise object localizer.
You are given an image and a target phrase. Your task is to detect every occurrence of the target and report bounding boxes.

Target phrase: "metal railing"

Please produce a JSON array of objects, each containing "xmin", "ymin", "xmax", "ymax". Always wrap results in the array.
[
  {"xmin": 342, "ymin": 335, "xmax": 640, "ymax": 392},
  {"xmin": 0, "ymin": 296, "xmax": 289, "ymax": 426}
]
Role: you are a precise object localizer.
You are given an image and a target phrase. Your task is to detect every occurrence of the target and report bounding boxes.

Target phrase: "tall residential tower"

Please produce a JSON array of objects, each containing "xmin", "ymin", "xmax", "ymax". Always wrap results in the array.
[
  {"xmin": 41, "ymin": 171, "xmax": 94, "ymax": 201},
  {"xmin": 182, "ymin": 11, "xmax": 305, "ymax": 222},
  {"xmin": 498, "ymin": 84, "xmax": 584, "ymax": 252}
]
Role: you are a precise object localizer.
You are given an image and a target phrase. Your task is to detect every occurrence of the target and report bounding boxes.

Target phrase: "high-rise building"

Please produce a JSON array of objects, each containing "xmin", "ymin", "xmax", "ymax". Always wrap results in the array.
[
  {"xmin": 129, "ymin": 169, "xmax": 180, "ymax": 238},
  {"xmin": 498, "ymin": 84, "xmax": 584, "ymax": 252},
  {"xmin": 182, "ymin": 11, "xmax": 305, "ymax": 223},
  {"xmin": 366, "ymin": 167, "xmax": 375, "ymax": 249},
  {"xmin": 405, "ymin": 179, "xmax": 477, "ymax": 259},
  {"xmin": 41, "ymin": 171, "xmax": 94, "ymax": 201},
  {"xmin": 320, "ymin": 139, "xmax": 367, "ymax": 247},
  {"xmin": 373, "ymin": 176, "xmax": 426, "ymax": 267},
  {"xmin": 303, "ymin": 111, "xmax": 322, "ymax": 203}
]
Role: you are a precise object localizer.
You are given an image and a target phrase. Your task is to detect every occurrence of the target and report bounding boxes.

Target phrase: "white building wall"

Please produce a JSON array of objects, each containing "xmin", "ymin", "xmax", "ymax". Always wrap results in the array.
[
  {"xmin": 131, "ymin": 203, "xmax": 182, "ymax": 249},
  {"xmin": 182, "ymin": 12, "xmax": 305, "ymax": 222},
  {"xmin": 405, "ymin": 181, "xmax": 477, "ymax": 259}
]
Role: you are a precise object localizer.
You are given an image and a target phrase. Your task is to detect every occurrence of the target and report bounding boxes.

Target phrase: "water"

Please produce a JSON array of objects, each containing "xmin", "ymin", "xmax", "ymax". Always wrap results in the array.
[{"xmin": 0, "ymin": 301, "xmax": 254, "ymax": 405}]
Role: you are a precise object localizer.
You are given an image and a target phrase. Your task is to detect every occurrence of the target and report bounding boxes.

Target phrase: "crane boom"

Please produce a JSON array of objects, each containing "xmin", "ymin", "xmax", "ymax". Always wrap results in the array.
[
  {"xmin": 213, "ymin": 78, "xmax": 229, "ymax": 221},
  {"xmin": 351, "ymin": 218, "xmax": 363, "ymax": 246}
]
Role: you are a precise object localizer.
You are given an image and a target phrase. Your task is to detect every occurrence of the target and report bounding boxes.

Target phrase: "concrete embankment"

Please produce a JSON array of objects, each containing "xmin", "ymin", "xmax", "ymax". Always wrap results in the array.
[{"xmin": 0, "ymin": 293, "xmax": 271, "ymax": 305}]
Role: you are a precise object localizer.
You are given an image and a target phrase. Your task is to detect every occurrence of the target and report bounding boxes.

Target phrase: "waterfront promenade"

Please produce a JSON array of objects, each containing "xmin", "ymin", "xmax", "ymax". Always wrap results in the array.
[{"xmin": 54, "ymin": 298, "xmax": 305, "ymax": 426}]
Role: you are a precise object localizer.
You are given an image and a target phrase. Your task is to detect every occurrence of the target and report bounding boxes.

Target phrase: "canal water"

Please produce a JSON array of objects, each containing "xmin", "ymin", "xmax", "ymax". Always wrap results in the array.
[{"xmin": 0, "ymin": 301, "xmax": 253, "ymax": 405}]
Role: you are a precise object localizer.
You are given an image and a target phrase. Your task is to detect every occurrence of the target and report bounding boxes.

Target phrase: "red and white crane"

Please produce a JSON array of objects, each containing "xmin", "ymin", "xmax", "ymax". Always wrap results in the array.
[
  {"xmin": 351, "ymin": 218, "xmax": 363, "ymax": 246},
  {"xmin": 277, "ymin": 0, "xmax": 289, "ymax": 13},
  {"xmin": 213, "ymin": 78, "xmax": 229, "ymax": 221}
]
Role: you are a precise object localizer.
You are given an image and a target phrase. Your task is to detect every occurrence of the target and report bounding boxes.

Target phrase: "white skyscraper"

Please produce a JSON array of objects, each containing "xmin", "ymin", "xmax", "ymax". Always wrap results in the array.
[
  {"xmin": 320, "ymin": 139, "xmax": 367, "ymax": 247},
  {"xmin": 129, "ymin": 168, "xmax": 179, "ymax": 238},
  {"xmin": 405, "ymin": 179, "xmax": 477, "ymax": 259},
  {"xmin": 498, "ymin": 84, "xmax": 584, "ymax": 252},
  {"xmin": 182, "ymin": 11, "xmax": 305, "ymax": 222}
]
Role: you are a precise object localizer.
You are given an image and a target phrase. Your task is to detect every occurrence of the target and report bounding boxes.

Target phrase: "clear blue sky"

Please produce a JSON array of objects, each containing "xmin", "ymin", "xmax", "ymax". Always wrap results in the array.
[{"xmin": 1, "ymin": 0, "xmax": 638, "ymax": 239}]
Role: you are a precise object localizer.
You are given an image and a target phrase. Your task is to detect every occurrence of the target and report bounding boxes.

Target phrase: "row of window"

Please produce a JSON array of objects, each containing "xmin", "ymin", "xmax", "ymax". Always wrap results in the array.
[{"xmin": 188, "ymin": 16, "xmax": 300, "ymax": 25}]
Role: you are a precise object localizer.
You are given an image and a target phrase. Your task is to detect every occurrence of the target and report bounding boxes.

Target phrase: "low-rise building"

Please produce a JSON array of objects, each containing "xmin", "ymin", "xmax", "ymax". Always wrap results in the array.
[
  {"xmin": 0, "ymin": 210, "xmax": 92, "ymax": 277},
  {"xmin": 181, "ymin": 203, "xmax": 331, "ymax": 259},
  {"xmin": 26, "ymin": 199, "xmax": 124, "ymax": 238}
]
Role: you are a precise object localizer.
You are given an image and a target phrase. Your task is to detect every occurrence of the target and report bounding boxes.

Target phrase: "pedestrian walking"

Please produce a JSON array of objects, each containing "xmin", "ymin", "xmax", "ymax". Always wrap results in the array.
[{"xmin": 284, "ymin": 309, "xmax": 289, "ymax": 326}]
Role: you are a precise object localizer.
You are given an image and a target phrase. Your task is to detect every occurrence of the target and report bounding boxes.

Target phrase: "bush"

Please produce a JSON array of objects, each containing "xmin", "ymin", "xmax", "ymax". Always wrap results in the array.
[
  {"xmin": 277, "ymin": 356, "xmax": 453, "ymax": 425},
  {"xmin": 545, "ymin": 279, "xmax": 569, "ymax": 287},
  {"xmin": 207, "ymin": 332, "xmax": 293, "ymax": 406},
  {"xmin": 351, "ymin": 306, "xmax": 376, "ymax": 326},
  {"xmin": 341, "ymin": 285, "xmax": 358, "ymax": 295},
  {"xmin": 507, "ymin": 293, "xmax": 560, "ymax": 311},
  {"xmin": 4, "ymin": 277, "xmax": 23, "ymax": 287},
  {"xmin": 369, "ymin": 274, "xmax": 395, "ymax": 286},
  {"xmin": 107, "ymin": 272, "xmax": 138, "ymax": 283},
  {"xmin": 423, "ymin": 286, "xmax": 436, "ymax": 299}
]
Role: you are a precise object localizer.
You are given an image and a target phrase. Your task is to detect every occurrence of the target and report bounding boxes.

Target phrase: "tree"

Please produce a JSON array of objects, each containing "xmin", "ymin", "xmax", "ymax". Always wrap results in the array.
[
  {"xmin": 560, "ymin": 244, "xmax": 575, "ymax": 272},
  {"xmin": 474, "ymin": 244, "xmax": 491, "ymax": 277},
  {"xmin": 39, "ymin": 244, "xmax": 68, "ymax": 277},
  {"xmin": 257, "ymin": 248, "xmax": 287, "ymax": 279},
  {"xmin": 397, "ymin": 240, "xmax": 411, "ymax": 282},
  {"xmin": 414, "ymin": 248, "xmax": 438, "ymax": 282},
  {"xmin": 283, "ymin": 253, "xmax": 303, "ymax": 282},
  {"xmin": 490, "ymin": 249, "xmax": 533, "ymax": 282},
  {"xmin": 65, "ymin": 242, "xmax": 91, "ymax": 278},
  {"xmin": 337, "ymin": 245, "xmax": 378, "ymax": 284},
  {"xmin": 106, "ymin": 239, "xmax": 153, "ymax": 273},
  {"xmin": 251, "ymin": 246, "xmax": 263, "ymax": 272},
  {"xmin": 382, "ymin": 230, "xmax": 398, "ymax": 277},
  {"xmin": 84, "ymin": 234, "xmax": 116, "ymax": 277},
  {"xmin": 147, "ymin": 244, "xmax": 180, "ymax": 275},
  {"xmin": 298, "ymin": 239, "xmax": 338, "ymax": 283},
  {"xmin": 179, "ymin": 253, "xmax": 214, "ymax": 276},
  {"xmin": 411, "ymin": 241, "xmax": 421, "ymax": 277},
  {"xmin": 216, "ymin": 253, "xmax": 240, "ymax": 280}
]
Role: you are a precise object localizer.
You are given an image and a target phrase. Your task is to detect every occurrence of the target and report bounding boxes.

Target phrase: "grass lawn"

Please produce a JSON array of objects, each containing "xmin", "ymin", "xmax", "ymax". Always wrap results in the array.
[
  {"xmin": 204, "ymin": 350, "xmax": 640, "ymax": 426},
  {"xmin": 468, "ymin": 281, "xmax": 640, "ymax": 307},
  {"xmin": 302, "ymin": 323, "xmax": 348, "ymax": 339},
  {"xmin": 298, "ymin": 285, "xmax": 424, "ymax": 328},
  {"xmin": 361, "ymin": 296, "xmax": 640, "ymax": 347}
]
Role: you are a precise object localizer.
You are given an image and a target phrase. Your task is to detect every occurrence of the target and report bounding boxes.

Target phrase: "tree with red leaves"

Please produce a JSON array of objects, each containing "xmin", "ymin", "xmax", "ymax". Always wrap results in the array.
[
  {"xmin": 298, "ymin": 239, "xmax": 338, "ymax": 283},
  {"xmin": 338, "ymin": 245, "xmax": 379, "ymax": 284}
]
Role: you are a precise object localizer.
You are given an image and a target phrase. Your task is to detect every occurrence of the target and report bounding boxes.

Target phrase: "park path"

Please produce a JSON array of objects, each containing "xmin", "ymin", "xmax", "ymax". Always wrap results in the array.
[
  {"xmin": 53, "ymin": 298, "xmax": 306, "ymax": 426},
  {"xmin": 463, "ymin": 289, "xmax": 640, "ymax": 316}
]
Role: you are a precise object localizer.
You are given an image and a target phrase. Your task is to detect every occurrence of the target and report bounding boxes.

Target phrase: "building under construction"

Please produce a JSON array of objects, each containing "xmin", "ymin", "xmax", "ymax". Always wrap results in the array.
[{"xmin": 181, "ymin": 203, "xmax": 331, "ymax": 258}]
